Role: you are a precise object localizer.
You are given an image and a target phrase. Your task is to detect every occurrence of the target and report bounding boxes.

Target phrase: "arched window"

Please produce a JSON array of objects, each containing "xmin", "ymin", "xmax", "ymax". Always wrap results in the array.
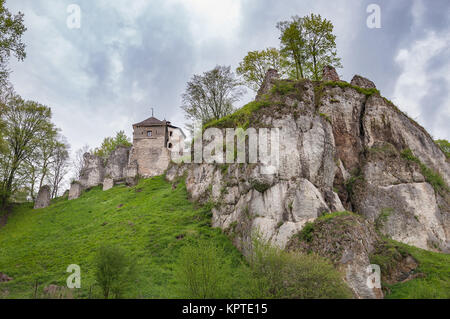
[{"xmin": 168, "ymin": 143, "xmax": 173, "ymax": 149}]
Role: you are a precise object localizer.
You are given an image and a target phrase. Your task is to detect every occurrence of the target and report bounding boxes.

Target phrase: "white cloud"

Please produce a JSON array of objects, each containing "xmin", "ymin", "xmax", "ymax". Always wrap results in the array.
[
  {"xmin": 5, "ymin": 0, "xmax": 450, "ymax": 157},
  {"xmin": 392, "ymin": 31, "xmax": 450, "ymax": 139},
  {"xmin": 171, "ymin": 0, "xmax": 242, "ymax": 44},
  {"xmin": 97, "ymin": 0, "xmax": 150, "ymax": 23}
]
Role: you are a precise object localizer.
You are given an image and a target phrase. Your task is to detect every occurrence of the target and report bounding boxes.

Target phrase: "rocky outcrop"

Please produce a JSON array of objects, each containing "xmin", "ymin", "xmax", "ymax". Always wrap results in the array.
[
  {"xmin": 256, "ymin": 69, "xmax": 280, "ymax": 101},
  {"xmin": 287, "ymin": 213, "xmax": 382, "ymax": 299},
  {"xmin": 105, "ymin": 146, "xmax": 130, "ymax": 180},
  {"xmin": 362, "ymin": 94, "xmax": 449, "ymax": 185},
  {"xmin": 352, "ymin": 143, "xmax": 449, "ymax": 252},
  {"xmin": 34, "ymin": 185, "xmax": 51, "ymax": 209},
  {"xmin": 79, "ymin": 153, "xmax": 105, "ymax": 189},
  {"xmin": 166, "ymin": 67, "xmax": 449, "ymax": 298},
  {"xmin": 75, "ymin": 146, "xmax": 134, "ymax": 193},
  {"xmin": 103, "ymin": 177, "xmax": 114, "ymax": 191},
  {"xmin": 350, "ymin": 75, "xmax": 376, "ymax": 89},
  {"xmin": 68, "ymin": 182, "xmax": 82, "ymax": 200},
  {"xmin": 323, "ymin": 65, "xmax": 340, "ymax": 81}
]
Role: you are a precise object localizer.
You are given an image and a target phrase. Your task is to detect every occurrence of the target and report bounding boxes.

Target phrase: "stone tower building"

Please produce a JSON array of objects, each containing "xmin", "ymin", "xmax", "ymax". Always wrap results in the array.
[
  {"xmin": 128, "ymin": 116, "xmax": 185, "ymax": 177},
  {"xmin": 69, "ymin": 115, "xmax": 185, "ymax": 199}
]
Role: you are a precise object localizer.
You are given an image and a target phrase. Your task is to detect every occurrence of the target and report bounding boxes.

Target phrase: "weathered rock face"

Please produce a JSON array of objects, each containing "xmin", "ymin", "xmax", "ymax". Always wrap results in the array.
[
  {"xmin": 323, "ymin": 65, "xmax": 340, "ymax": 81},
  {"xmin": 350, "ymin": 75, "xmax": 376, "ymax": 89},
  {"xmin": 352, "ymin": 144, "xmax": 449, "ymax": 252},
  {"xmin": 166, "ymin": 67, "xmax": 449, "ymax": 297},
  {"xmin": 256, "ymin": 68, "xmax": 280, "ymax": 100},
  {"xmin": 79, "ymin": 153, "xmax": 105, "ymax": 189},
  {"xmin": 167, "ymin": 82, "xmax": 345, "ymax": 252},
  {"xmin": 362, "ymin": 94, "xmax": 450, "ymax": 185},
  {"xmin": 105, "ymin": 146, "xmax": 130, "ymax": 180},
  {"xmin": 68, "ymin": 182, "xmax": 82, "ymax": 200},
  {"xmin": 125, "ymin": 163, "xmax": 139, "ymax": 186},
  {"xmin": 287, "ymin": 213, "xmax": 382, "ymax": 299},
  {"xmin": 34, "ymin": 185, "xmax": 51, "ymax": 209},
  {"xmin": 103, "ymin": 177, "xmax": 114, "ymax": 191},
  {"xmin": 319, "ymin": 80, "xmax": 449, "ymax": 253}
]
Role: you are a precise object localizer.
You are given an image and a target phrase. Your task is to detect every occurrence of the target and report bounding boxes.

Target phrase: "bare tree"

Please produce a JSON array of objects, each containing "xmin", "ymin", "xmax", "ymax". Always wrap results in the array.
[
  {"xmin": 49, "ymin": 139, "xmax": 70, "ymax": 198},
  {"xmin": 72, "ymin": 144, "xmax": 90, "ymax": 180}
]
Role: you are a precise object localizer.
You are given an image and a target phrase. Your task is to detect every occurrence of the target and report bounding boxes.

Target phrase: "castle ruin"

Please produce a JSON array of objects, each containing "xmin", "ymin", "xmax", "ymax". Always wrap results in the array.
[{"xmin": 69, "ymin": 116, "xmax": 185, "ymax": 199}]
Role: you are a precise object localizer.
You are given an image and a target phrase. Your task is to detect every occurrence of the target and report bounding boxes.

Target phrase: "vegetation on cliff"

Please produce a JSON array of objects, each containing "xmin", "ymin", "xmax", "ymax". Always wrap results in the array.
[{"xmin": 0, "ymin": 176, "xmax": 352, "ymax": 299}]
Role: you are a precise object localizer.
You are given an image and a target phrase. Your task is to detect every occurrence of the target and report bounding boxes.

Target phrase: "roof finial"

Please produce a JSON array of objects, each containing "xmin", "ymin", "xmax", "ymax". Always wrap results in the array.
[{"xmin": 151, "ymin": 107, "xmax": 154, "ymax": 117}]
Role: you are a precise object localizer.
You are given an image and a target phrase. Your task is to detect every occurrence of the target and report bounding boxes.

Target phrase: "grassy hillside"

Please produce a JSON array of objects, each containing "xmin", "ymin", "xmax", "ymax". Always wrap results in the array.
[
  {"xmin": 371, "ymin": 240, "xmax": 450, "ymax": 299},
  {"xmin": 0, "ymin": 175, "xmax": 448, "ymax": 299},
  {"xmin": 0, "ymin": 176, "xmax": 245, "ymax": 298}
]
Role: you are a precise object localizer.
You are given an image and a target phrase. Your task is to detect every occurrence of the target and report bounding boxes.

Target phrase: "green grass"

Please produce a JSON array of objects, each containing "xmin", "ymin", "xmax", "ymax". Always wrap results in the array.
[
  {"xmin": 314, "ymin": 80, "xmax": 380, "ymax": 108},
  {"xmin": 400, "ymin": 148, "xmax": 449, "ymax": 197},
  {"xmin": 270, "ymin": 80, "xmax": 297, "ymax": 96},
  {"xmin": 371, "ymin": 239, "xmax": 450, "ymax": 299},
  {"xmin": 203, "ymin": 99, "xmax": 271, "ymax": 130},
  {"xmin": 375, "ymin": 208, "xmax": 393, "ymax": 231},
  {"xmin": 0, "ymin": 176, "xmax": 245, "ymax": 298},
  {"xmin": 322, "ymin": 81, "xmax": 380, "ymax": 97},
  {"xmin": 297, "ymin": 211, "xmax": 356, "ymax": 243},
  {"xmin": 319, "ymin": 113, "xmax": 332, "ymax": 123},
  {"xmin": 434, "ymin": 139, "xmax": 450, "ymax": 158}
]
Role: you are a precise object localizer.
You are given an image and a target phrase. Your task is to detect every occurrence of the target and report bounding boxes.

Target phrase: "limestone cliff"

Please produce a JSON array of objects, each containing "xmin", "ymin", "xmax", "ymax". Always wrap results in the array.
[{"xmin": 166, "ymin": 68, "xmax": 449, "ymax": 298}]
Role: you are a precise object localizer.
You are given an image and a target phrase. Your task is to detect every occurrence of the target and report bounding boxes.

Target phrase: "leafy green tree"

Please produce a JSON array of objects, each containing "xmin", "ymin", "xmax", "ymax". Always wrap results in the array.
[
  {"xmin": 176, "ymin": 241, "xmax": 227, "ymax": 298},
  {"xmin": 0, "ymin": 98, "xmax": 6, "ymax": 154},
  {"xmin": 277, "ymin": 14, "xmax": 342, "ymax": 80},
  {"xmin": 303, "ymin": 13, "xmax": 342, "ymax": 81},
  {"xmin": 181, "ymin": 65, "xmax": 245, "ymax": 127},
  {"xmin": 48, "ymin": 138, "xmax": 70, "ymax": 198},
  {"xmin": 0, "ymin": 0, "xmax": 27, "ymax": 84},
  {"xmin": 277, "ymin": 16, "xmax": 307, "ymax": 80},
  {"xmin": 0, "ymin": 95, "xmax": 53, "ymax": 207},
  {"xmin": 93, "ymin": 131, "xmax": 132, "ymax": 160},
  {"xmin": 95, "ymin": 245, "xmax": 136, "ymax": 299},
  {"xmin": 0, "ymin": 84, "xmax": 14, "ymax": 154},
  {"xmin": 236, "ymin": 48, "xmax": 291, "ymax": 92},
  {"xmin": 22, "ymin": 130, "xmax": 71, "ymax": 200}
]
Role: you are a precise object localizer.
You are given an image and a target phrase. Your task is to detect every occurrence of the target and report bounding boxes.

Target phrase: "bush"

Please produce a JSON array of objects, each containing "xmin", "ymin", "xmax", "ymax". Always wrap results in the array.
[
  {"xmin": 435, "ymin": 139, "xmax": 450, "ymax": 158},
  {"xmin": 94, "ymin": 245, "xmax": 136, "ymax": 299},
  {"xmin": 175, "ymin": 237, "xmax": 353, "ymax": 299},
  {"xmin": 176, "ymin": 241, "xmax": 231, "ymax": 298},
  {"xmin": 401, "ymin": 148, "xmax": 449, "ymax": 196},
  {"xmin": 247, "ymin": 238, "xmax": 353, "ymax": 299}
]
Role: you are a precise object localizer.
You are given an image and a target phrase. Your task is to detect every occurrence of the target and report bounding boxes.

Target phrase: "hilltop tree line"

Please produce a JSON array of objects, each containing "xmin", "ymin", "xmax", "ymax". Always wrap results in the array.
[
  {"xmin": 0, "ymin": 1, "xmax": 132, "ymax": 209},
  {"xmin": 0, "ymin": 87, "xmax": 70, "ymax": 206},
  {"xmin": 0, "ymin": 1, "xmax": 76, "ymax": 208},
  {"xmin": 182, "ymin": 13, "xmax": 342, "ymax": 127}
]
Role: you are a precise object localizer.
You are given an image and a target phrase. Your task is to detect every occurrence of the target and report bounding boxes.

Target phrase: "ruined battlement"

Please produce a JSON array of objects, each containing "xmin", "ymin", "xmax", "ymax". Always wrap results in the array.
[{"xmin": 69, "ymin": 115, "xmax": 185, "ymax": 199}]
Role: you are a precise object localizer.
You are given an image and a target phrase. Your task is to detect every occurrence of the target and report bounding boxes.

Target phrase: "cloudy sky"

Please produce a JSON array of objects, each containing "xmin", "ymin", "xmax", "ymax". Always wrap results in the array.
[{"xmin": 6, "ymin": 0, "xmax": 450, "ymax": 154}]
